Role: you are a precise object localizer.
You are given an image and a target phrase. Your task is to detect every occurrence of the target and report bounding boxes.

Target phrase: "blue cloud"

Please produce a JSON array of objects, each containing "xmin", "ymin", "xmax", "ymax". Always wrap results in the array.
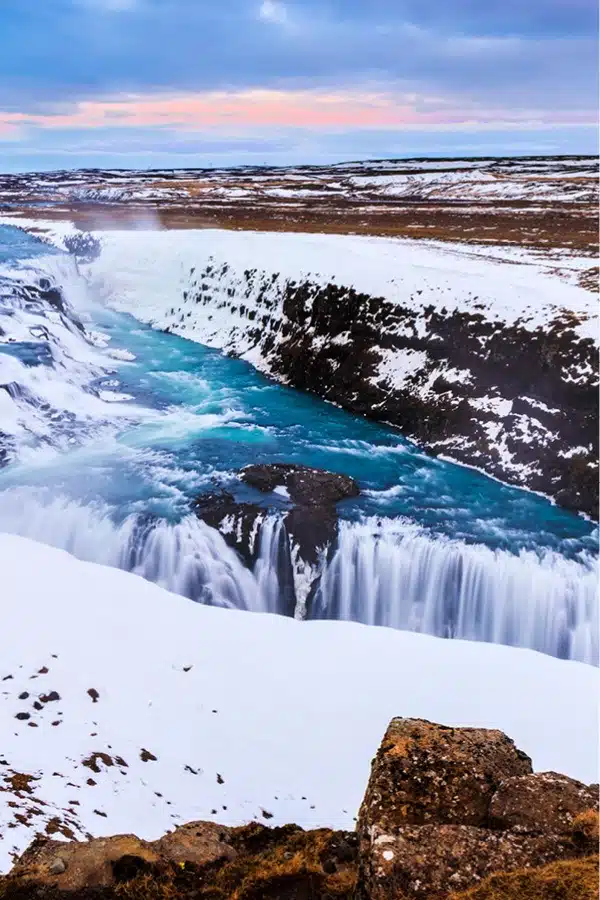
[{"xmin": 0, "ymin": 0, "xmax": 596, "ymax": 167}]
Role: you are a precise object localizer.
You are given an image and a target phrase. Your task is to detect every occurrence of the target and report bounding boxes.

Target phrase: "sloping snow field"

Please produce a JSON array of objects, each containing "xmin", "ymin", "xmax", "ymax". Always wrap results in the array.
[{"xmin": 0, "ymin": 534, "xmax": 597, "ymax": 871}]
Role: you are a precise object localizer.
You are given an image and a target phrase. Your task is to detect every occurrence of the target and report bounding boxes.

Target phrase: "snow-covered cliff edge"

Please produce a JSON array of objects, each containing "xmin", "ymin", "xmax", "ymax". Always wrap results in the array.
[{"xmin": 88, "ymin": 229, "xmax": 599, "ymax": 517}]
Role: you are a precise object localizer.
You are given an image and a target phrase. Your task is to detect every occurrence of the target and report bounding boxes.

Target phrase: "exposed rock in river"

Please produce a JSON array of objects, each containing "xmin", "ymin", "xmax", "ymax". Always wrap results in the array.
[
  {"xmin": 2, "ymin": 718, "xmax": 597, "ymax": 899},
  {"xmin": 193, "ymin": 464, "xmax": 360, "ymax": 616}
]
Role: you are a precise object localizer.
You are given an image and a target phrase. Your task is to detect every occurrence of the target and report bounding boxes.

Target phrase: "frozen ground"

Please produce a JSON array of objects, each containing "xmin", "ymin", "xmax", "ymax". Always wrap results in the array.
[
  {"xmin": 1, "ymin": 156, "xmax": 596, "ymax": 254},
  {"xmin": 1, "ymin": 156, "xmax": 596, "ymax": 207},
  {"xmin": 1, "ymin": 534, "xmax": 597, "ymax": 871}
]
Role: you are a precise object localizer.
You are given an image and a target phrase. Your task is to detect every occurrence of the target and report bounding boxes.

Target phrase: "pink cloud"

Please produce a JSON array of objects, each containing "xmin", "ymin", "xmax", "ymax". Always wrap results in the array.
[{"xmin": 1, "ymin": 89, "xmax": 595, "ymax": 134}]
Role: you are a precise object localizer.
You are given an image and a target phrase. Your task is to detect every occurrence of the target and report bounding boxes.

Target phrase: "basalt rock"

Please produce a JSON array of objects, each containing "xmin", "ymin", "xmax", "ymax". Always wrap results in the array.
[
  {"xmin": 241, "ymin": 463, "xmax": 359, "ymax": 567},
  {"xmin": 7, "ymin": 834, "xmax": 162, "ymax": 892},
  {"xmin": 240, "ymin": 463, "xmax": 360, "ymax": 507},
  {"xmin": 192, "ymin": 491, "xmax": 265, "ymax": 568},
  {"xmin": 2, "ymin": 824, "xmax": 357, "ymax": 899},
  {"xmin": 153, "ymin": 820, "xmax": 235, "ymax": 868},
  {"xmin": 177, "ymin": 263, "xmax": 599, "ymax": 518},
  {"xmin": 355, "ymin": 718, "xmax": 597, "ymax": 900},
  {"xmin": 488, "ymin": 771, "xmax": 599, "ymax": 834},
  {"xmin": 193, "ymin": 465, "xmax": 360, "ymax": 616},
  {"xmin": 6, "ymin": 823, "xmax": 235, "ymax": 894},
  {"xmin": 357, "ymin": 825, "xmax": 581, "ymax": 900}
]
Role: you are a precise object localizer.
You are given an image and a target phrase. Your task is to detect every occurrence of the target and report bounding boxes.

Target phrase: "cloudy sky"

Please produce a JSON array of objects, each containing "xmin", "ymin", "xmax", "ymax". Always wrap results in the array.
[{"xmin": 0, "ymin": 0, "xmax": 597, "ymax": 171}]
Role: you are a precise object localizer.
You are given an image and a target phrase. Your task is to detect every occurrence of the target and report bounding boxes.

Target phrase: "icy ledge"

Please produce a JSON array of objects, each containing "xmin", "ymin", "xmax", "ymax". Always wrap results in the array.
[{"xmin": 0, "ymin": 533, "xmax": 597, "ymax": 871}]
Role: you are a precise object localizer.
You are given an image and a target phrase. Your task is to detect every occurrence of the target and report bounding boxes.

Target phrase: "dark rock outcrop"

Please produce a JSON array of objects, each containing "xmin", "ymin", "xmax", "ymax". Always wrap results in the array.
[
  {"xmin": 192, "ymin": 491, "xmax": 265, "ymax": 569},
  {"xmin": 358, "ymin": 825, "xmax": 583, "ymax": 900},
  {"xmin": 8, "ymin": 834, "xmax": 162, "ymax": 892},
  {"xmin": 357, "ymin": 718, "xmax": 533, "ymax": 831},
  {"xmin": 241, "ymin": 463, "xmax": 359, "ymax": 566},
  {"xmin": 2, "ymin": 824, "xmax": 358, "ymax": 899},
  {"xmin": 240, "ymin": 463, "xmax": 359, "ymax": 507},
  {"xmin": 488, "ymin": 771, "xmax": 599, "ymax": 834},
  {"xmin": 7, "ymin": 823, "xmax": 236, "ymax": 893},
  {"xmin": 193, "ymin": 465, "xmax": 360, "ymax": 616},
  {"xmin": 64, "ymin": 232, "xmax": 102, "ymax": 264},
  {"xmin": 175, "ymin": 263, "xmax": 599, "ymax": 517}
]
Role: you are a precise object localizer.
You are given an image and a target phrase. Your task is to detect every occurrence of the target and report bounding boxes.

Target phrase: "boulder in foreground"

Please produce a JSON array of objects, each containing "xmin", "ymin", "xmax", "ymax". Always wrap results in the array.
[{"xmin": 356, "ymin": 717, "xmax": 598, "ymax": 899}]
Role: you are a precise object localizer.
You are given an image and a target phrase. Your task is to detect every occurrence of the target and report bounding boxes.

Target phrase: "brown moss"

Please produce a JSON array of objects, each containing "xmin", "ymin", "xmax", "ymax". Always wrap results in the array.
[
  {"xmin": 199, "ymin": 824, "xmax": 357, "ymax": 899},
  {"xmin": 0, "ymin": 826, "xmax": 357, "ymax": 900},
  {"xmin": 453, "ymin": 855, "xmax": 599, "ymax": 900},
  {"xmin": 571, "ymin": 810, "xmax": 600, "ymax": 847},
  {"xmin": 3, "ymin": 774, "xmax": 37, "ymax": 795}
]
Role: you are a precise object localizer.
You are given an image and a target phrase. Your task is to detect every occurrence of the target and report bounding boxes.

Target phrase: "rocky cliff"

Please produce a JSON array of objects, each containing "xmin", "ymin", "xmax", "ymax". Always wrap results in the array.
[{"xmin": 2, "ymin": 719, "xmax": 597, "ymax": 899}]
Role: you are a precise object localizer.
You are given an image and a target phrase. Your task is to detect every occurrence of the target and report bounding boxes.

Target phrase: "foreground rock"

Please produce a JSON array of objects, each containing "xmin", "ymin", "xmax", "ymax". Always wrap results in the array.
[
  {"xmin": 357, "ymin": 718, "xmax": 533, "ymax": 829},
  {"xmin": 2, "ymin": 824, "xmax": 358, "ymax": 899},
  {"xmin": 356, "ymin": 718, "xmax": 599, "ymax": 899},
  {"xmin": 2, "ymin": 719, "xmax": 597, "ymax": 899},
  {"xmin": 193, "ymin": 463, "xmax": 360, "ymax": 615},
  {"xmin": 488, "ymin": 771, "xmax": 599, "ymax": 833}
]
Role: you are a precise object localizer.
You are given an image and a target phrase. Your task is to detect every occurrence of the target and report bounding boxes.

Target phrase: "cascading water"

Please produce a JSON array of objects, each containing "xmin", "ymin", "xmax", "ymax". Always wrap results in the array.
[
  {"xmin": 1, "ymin": 488, "xmax": 596, "ymax": 663},
  {"xmin": 0, "ymin": 224, "xmax": 597, "ymax": 665},
  {"xmin": 311, "ymin": 520, "xmax": 598, "ymax": 664},
  {"xmin": 0, "ymin": 489, "xmax": 266, "ymax": 612}
]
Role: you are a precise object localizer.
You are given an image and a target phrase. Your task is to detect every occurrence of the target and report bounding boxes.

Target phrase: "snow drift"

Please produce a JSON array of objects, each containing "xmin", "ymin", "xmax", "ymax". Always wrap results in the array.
[{"xmin": 0, "ymin": 534, "xmax": 597, "ymax": 871}]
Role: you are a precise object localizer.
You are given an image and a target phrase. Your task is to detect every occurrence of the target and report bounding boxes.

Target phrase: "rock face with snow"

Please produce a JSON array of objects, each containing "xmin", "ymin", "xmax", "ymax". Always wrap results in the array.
[
  {"xmin": 87, "ymin": 230, "xmax": 599, "ymax": 518},
  {"xmin": 240, "ymin": 463, "xmax": 359, "ymax": 570},
  {"xmin": 186, "ymin": 263, "xmax": 598, "ymax": 517}
]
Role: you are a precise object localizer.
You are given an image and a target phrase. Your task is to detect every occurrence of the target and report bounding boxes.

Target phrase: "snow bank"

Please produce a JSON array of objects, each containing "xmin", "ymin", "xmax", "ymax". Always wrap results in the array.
[
  {"xmin": 86, "ymin": 229, "xmax": 596, "ymax": 339},
  {"xmin": 0, "ymin": 533, "xmax": 597, "ymax": 870}
]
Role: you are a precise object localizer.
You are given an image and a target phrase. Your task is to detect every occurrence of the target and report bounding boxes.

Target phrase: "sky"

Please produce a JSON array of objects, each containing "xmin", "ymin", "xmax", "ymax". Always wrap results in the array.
[{"xmin": 0, "ymin": 0, "xmax": 597, "ymax": 171}]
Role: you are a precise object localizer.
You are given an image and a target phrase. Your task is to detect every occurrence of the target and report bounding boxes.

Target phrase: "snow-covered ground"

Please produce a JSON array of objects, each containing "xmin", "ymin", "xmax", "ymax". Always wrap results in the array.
[
  {"xmin": 83, "ymin": 228, "xmax": 596, "ymax": 339},
  {"xmin": 1, "ymin": 156, "xmax": 596, "ymax": 207},
  {"xmin": 0, "ymin": 534, "xmax": 597, "ymax": 871}
]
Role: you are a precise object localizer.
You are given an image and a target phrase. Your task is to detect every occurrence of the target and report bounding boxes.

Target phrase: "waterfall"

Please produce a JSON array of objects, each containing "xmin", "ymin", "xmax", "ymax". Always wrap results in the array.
[
  {"xmin": 0, "ymin": 490, "xmax": 266, "ymax": 613},
  {"xmin": 0, "ymin": 489, "xmax": 597, "ymax": 664},
  {"xmin": 311, "ymin": 519, "xmax": 599, "ymax": 665}
]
